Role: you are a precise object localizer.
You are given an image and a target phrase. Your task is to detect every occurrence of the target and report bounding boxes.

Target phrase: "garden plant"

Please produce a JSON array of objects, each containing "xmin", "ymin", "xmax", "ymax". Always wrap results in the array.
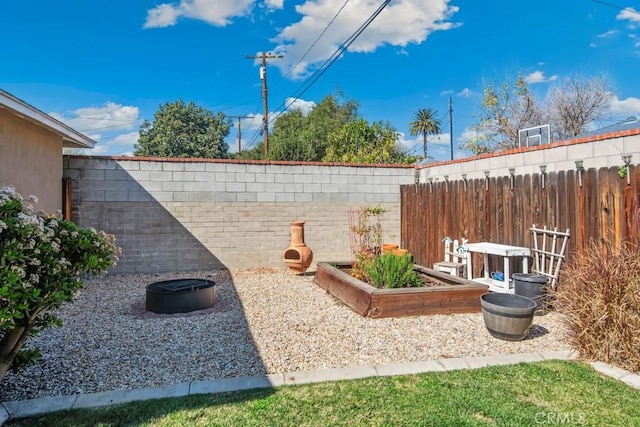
[
  {"xmin": 555, "ymin": 240, "xmax": 640, "ymax": 373},
  {"xmin": 0, "ymin": 186, "xmax": 120, "ymax": 381},
  {"xmin": 348, "ymin": 206, "xmax": 385, "ymax": 281},
  {"xmin": 348, "ymin": 206, "xmax": 420, "ymax": 288},
  {"xmin": 364, "ymin": 251, "xmax": 421, "ymax": 289}
]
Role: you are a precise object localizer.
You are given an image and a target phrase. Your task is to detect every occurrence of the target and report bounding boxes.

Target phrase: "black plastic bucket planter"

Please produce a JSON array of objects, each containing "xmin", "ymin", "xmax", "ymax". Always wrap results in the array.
[
  {"xmin": 513, "ymin": 273, "xmax": 549, "ymax": 314},
  {"xmin": 480, "ymin": 293, "xmax": 537, "ymax": 341}
]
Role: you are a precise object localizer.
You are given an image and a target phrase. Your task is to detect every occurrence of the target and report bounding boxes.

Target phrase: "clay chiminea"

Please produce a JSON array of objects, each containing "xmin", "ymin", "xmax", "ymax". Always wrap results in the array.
[{"xmin": 283, "ymin": 221, "xmax": 313, "ymax": 273}]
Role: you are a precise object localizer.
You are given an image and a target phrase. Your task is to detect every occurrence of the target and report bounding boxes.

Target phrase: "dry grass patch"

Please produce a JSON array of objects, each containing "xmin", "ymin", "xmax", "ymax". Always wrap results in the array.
[{"xmin": 555, "ymin": 241, "xmax": 640, "ymax": 372}]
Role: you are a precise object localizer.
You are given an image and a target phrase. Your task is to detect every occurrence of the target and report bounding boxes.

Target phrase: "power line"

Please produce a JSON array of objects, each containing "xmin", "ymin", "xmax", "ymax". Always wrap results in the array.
[
  {"xmin": 241, "ymin": 0, "xmax": 390, "ymax": 156},
  {"xmin": 78, "ymin": 121, "xmax": 142, "ymax": 132},
  {"xmin": 268, "ymin": 0, "xmax": 391, "ymax": 126},
  {"xmin": 57, "ymin": 115, "xmax": 139, "ymax": 122},
  {"xmin": 403, "ymin": 116, "xmax": 450, "ymax": 158},
  {"xmin": 240, "ymin": 98, "xmax": 266, "ymax": 153},
  {"xmin": 279, "ymin": 0, "xmax": 350, "ymax": 82},
  {"xmin": 591, "ymin": 0, "xmax": 640, "ymax": 15}
]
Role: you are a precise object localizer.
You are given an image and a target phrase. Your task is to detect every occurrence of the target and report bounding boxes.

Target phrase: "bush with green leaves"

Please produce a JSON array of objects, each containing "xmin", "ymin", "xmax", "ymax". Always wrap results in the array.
[
  {"xmin": 364, "ymin": 252, "xmax": 422, "ymax": 289},
  {"xmin": 0, "ymin": 186, "xmax": 120, "ymax": 381}
]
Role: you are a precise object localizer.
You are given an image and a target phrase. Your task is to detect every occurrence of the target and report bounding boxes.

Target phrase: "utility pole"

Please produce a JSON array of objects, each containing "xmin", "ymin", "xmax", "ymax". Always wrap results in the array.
[
  {"xmin": 245, "ymin": 52, "xmax": 283, "ymax": 157},
  {"xmin": 229, "ymin": 115, "xmax": 254, "ymax": 154},
  {"xmin": 449, "ymin": 96, "xmax": 454, "ymax": 161}
]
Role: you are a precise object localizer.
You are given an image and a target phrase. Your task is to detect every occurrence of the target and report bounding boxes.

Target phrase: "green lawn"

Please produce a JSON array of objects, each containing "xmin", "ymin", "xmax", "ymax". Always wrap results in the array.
[{"xmin": 8, "ymin": 361, "xmax": 640, "ymax": 427}]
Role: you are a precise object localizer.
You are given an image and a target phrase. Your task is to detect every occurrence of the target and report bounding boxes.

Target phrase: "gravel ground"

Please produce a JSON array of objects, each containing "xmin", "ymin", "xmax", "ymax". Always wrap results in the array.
[{"xmin": 0, "ymin": 268, "xmax": 571, "ymax": 402}]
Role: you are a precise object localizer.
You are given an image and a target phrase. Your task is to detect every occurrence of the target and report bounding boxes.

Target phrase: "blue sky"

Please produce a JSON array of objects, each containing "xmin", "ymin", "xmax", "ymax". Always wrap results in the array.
[{"xmin": 2, "ymin": 0, "xmax": 640, "ymax": 161}]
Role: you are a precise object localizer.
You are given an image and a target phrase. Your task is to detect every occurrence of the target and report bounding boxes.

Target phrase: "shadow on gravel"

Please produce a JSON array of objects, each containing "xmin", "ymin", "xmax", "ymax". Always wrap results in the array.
[
  {"xmin": 1, "ymin": 160, "xmax": 273, "ymax": 414},
  {"xmin": 0, "ymin": 270, "xmax": 270, "ymax": 408}
]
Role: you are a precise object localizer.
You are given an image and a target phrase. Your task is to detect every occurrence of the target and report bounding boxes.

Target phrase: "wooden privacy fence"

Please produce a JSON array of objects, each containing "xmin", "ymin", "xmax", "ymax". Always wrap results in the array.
[{"xmin": 401, "ymin": 166, "xmax": 640, "ymax": 278}]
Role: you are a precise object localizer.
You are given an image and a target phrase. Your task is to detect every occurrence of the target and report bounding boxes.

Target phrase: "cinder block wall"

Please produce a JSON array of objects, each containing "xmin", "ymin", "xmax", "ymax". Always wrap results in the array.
[
  {"xmin": 418, "ymin": 131, "xmax": 640, "ymax": 182},
  {"xmin": 64, "ymin": 130, "xmax": 638, "ymax": 273},
  {"xmin": 63, "ymin": 157, "xmax": 415, "ymax": 273}
]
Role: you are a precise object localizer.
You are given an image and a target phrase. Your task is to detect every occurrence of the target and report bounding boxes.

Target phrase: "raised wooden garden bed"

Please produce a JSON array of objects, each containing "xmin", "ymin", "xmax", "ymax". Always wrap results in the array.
[{"xmin": 314, "ymin": 261, "xmax": 489, "ymax": 318}]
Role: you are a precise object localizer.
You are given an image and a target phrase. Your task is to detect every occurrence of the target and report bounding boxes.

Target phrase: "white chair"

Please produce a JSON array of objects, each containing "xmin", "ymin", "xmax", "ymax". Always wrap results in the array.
[
  {"xmin": 433, "ymin": 237, "xmax": 468, "ymax": 277},
  {"xmin": 530, "ymin": 225, "xmax": 570, "ymax": 290}
]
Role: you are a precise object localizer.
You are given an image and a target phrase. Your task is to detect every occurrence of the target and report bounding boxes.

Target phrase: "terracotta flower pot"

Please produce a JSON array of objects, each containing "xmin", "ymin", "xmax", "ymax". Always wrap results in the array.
[
  {"xmin": 382, "ymin": 243, "xmax": 399, "ymax": 254},
  {"xmin": 392, "ymin": 248, "xmax": 409, "ymax": 256}
]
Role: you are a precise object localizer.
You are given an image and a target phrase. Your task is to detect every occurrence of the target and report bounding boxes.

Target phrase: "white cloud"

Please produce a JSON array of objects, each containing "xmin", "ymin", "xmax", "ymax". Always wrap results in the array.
[
  {"xmin": 144, "ymin": 4, "xmax": 182, "ymax": 28},
  {"xmin": 111, "ymin": 131, "xmax": 140, "ymax": 147},
  {"xmin": 50, "ymin": 102, "xmax": 140, "ymax": 133},
  {"xmin": 87, "ymin": 145, "xmax": 110, "ymax": 155},
  {"xmin": 459, "ymin": 128, "xmax": 476, "ymax": 144},
  {"xmin": 144, "ymin": 0, "xmax": 272, "ymax": 28},
  {"xmin": 457, "ymin": 88, "xmax": 472, "ymax": 97},
  {"xmin": 597, "ymin": 29, "xmax": 617, "ymax": 38},
  {"xmin": 51, "ymin": 103, "xmax": 140, "ymax": 155},
  {"xmin": 264, "ymin": 0, "xmax": 284, "ymax": 11},
  {"xmin": 272, "ymin": 0, "xmax": 460, "ymax": 79},
  {"xmin": 431, "ymin": 133, "xmax": 450, "ymax": 146},
  {"xmin": 609, "ymin": 94, "xmax": 640, "ymax": 116},
  {"xmin": 524, "ymin": 71, "xmax": 559, "ymax": 84},
  {"xmin": 440, "ymin": 89, "xmax": 454, "ymax": 96},
  {"xmin": 285, "ymin": 97, "xmax": 316, "ymax": 114},
  {"xmin": 395, "ymin": 132, "xmax": 414, "ymax": 153},
  {"xmin": 240, "ymin": 115, "xmax": 262, "ymax": 131},
  {"xmin": 617, "ymin": 8, "xmax": 640, "ymax": 23}
]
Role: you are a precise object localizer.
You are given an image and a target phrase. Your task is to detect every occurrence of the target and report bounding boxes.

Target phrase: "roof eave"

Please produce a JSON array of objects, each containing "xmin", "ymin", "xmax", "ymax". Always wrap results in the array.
[{"xmin": 0, "ymin": 89, "xmax": 96, "ymax": 149}]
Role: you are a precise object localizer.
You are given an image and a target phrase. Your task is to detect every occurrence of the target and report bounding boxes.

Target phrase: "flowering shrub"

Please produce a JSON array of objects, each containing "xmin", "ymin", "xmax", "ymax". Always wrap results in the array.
[{"xmin": 0, "ymin": 186, "xmax": 120, "ymax": 381}]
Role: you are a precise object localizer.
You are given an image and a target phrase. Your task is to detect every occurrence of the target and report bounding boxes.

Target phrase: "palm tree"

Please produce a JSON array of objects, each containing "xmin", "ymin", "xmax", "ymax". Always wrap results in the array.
[{"xmin": 409, "ymin": 108, "xmax": 441, "ymax": 159}]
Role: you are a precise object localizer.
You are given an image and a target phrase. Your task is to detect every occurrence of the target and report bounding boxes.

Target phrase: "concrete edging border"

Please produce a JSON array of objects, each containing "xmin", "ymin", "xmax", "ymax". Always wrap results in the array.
[{"xmin": 2, "ymin": 350, "xmax": 638, "ymax": 425}]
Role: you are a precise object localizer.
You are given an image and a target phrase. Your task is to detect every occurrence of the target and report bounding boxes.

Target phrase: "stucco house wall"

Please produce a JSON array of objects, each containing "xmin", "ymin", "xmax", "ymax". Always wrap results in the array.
[
  {"xmin": 0, "ymin": 89, "xmax": 96, "ymax": 213},
  {"xmin": 0, "ymin": 108, "xmax": 64, "ymax": 212}
]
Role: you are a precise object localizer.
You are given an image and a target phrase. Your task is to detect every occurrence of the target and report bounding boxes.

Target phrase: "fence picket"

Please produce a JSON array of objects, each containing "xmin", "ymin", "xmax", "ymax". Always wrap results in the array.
[{"xmin": 402, "ymin": 166, "xmax": 638, "ymax": 272}]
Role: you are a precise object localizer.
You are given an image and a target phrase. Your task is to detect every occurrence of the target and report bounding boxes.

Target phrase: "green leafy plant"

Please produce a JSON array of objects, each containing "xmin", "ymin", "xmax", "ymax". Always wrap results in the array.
[
  {"xmin": 0, "ymin": 186, "xmax": 121, "ymax": 381},
  {"xmin": 618, "ymin": 164, "xmax": 628, "ymax": 179},
  {"xmin": 364, "ymin": 252, "xmax": 422, "ymax": 289}
]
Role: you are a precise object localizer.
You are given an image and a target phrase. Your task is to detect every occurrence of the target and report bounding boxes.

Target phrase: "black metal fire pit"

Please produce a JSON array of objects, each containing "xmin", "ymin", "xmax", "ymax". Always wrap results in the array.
[{"xmin": 146, "ymin": 278, "xmax": 216, "ymax": 314}]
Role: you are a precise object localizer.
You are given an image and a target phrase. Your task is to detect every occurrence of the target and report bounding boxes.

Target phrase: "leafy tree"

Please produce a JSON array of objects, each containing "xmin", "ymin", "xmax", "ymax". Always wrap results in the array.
[
  {"xmin": 545, "ymin": 74, "xmax": 613, "ymax": 140},
  {"xmin": 409, "ymin": 108, "xmax": 442, "ymax": 159},
  {"xmin": 463, "ymin": 73, "xmax": 613, "ymax": 154},
  {"xmin": 323, "ymin": 119, "xmax": 408, "ymax": 164},
  {"xmin": 134, "ymin": 100, "xmax": 231, "ymax": 158},
  {"xmin": 463, "ymin": 74, "xmax": 542, "ymax": 154},
  {"xmin": 460, "ymin": 126, "xmax": 494, "ymax": 156},
  {"xmin": 267, "ymin": 109, "xmax": 315, "ymax": 161},
  {"xmin": 0, "ymin": 186, "xmax": 120, "ymax": 381},
  {"xmin": 234, "ymin": 142, "xmax": 265, "ymax": 160},
  {"xmin": 267, "ymin": 93, "xmax": 358, "ymax": 161}
]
